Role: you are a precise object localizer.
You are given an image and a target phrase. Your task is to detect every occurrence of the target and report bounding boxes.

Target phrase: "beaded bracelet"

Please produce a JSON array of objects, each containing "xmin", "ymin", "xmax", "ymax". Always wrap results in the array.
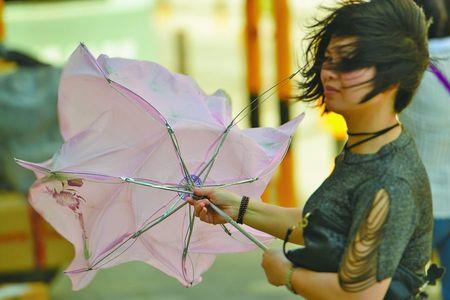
[{"xmin": 236, "ymin": 196, "xmax": 249, "ymax": 224}]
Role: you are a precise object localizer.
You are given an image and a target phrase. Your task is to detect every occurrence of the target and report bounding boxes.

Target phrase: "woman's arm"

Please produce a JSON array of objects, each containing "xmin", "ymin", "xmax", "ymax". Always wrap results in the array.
[
  {"xmin": 245, "ymin": 200, "xmax": 304, "ymax": 244},
  {"xmin": 291, "ymin": 268, "xmax": 390, "ymax": 300},
  {"xmin": 187, "ymin": 188, "xmax": 304, "ymax": 245},
  {"xmin": 262, "ymin": 250, "xmax": 390, "ymax": 300}
]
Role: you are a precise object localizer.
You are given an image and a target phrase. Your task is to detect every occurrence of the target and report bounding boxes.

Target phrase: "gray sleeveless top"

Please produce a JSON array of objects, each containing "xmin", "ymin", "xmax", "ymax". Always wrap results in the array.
[{"xmin": 300, "ymin": 128, "xmax": 433, "ymax": 288}]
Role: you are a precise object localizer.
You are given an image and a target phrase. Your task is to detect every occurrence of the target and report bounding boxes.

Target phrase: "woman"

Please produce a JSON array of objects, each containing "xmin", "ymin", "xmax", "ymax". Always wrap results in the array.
[
  {"xmin": 187, "ymin": 0, "xmax": 434, "ymax": 299},
  {"xmin": 401, "ymin": 1, "xmax": 450, "ymax": 299}
]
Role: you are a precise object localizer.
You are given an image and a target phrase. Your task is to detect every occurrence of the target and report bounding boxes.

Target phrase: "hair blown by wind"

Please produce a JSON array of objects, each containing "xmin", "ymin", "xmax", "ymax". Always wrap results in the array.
[{"xmin": 296, "ymin": 0, "xmax": 430, "ymax": 113}]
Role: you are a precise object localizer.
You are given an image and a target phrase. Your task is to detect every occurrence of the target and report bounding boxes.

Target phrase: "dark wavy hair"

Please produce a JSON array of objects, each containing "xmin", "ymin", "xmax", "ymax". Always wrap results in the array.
[{"xmin": 297, "ymin": 0, "xmax": 430, "ymax": 113}]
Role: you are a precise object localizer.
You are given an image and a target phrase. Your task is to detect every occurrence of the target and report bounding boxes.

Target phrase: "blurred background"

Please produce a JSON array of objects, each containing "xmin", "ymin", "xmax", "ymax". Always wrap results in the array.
[{"xmin": 0, "ymin": 0, "xmax": 439, "ymax": 299}]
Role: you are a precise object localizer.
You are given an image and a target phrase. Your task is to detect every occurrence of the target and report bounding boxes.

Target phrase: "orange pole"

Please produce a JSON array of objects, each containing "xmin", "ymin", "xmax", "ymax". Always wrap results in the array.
[
  {"xmin": 28, "ymin": 206, "xmax": 46, "ymax": 269},
  {"xmin": 273, "ymin": 0, "xmax": 297, "ymax": 207},
  {"xmin": 245, "ymin": 0, "xmax": 272, "ymax": 203},
  {"xmin": 245, "ymin": 0, "xmax": 261, "ymax": 128}
]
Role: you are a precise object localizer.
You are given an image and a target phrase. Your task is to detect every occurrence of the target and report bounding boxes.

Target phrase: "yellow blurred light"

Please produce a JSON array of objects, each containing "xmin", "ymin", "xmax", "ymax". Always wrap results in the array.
[{"xmin": 321, "ymin": 112, "xmax": 348, "ymax": 140}]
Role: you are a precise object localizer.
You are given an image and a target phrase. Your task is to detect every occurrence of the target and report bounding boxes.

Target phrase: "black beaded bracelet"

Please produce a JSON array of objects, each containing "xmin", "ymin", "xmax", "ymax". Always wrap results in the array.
[{"xmin": 236, "ymin": 196, "xmax": 250, "ymax": 224}]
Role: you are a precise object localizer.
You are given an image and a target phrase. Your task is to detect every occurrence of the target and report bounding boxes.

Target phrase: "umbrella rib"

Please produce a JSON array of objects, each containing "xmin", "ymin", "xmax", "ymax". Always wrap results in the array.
[
  {"xmin": 136, "ymin": 195, "xmax": 180, "ymax": 234},
  {"xmin": 197, "ymin": 71, "xmax": 298, "ymax": 186},
  {"xmin": 138, "ymin": 200, "xmax": 188, "ymax": 235},
  {"xmin": 89, "ymin": 196, "xmax": 181, "ymax": 268},
  {"xmin": 37, "ymin": 171, "xmax": 184, "ymax": 192},
  {"xmin": 91, "ymin": 196, "xmax": 183, "ymax": 271},
  {"xmin": 181, "ymin": 206, "xmax": 196, "ymax": 283},
  {"xmin": 121, "ymin": 176, "xmax": 189, "ymax": 193},
  {"xmin": 195, "ymin": 131, "xmax": 227, "ymax": 178},
  {"xmin": 202, "ymin": 177, "xmax": 258, "ymax": 189},
  {"xmin": 80, "ymin": 43, "xmax": 109, "ymax": 77},
  {"xmin": 230, "ymin": 69, "xmax": 300, "ymax": 127},
  {"xmin": 102, "ymin": 71, "xmax": 193, "ymax": 187},
  {"xmin": 233, "ymin": 80, "xmax": 288, "ymax": 126},
  {"xmin": 197, "ymin": 126, "xmax": 232, "ymax": 183},
  {"xmin": 166, "ymin": 127, "xmax": 195, "ymax": 187},
  {"xmin": 193, "ymin": 129, "xmax": 267, "ymax": 251},
  {"xmin": 80, "ymin": 43, "xmax": 170, "ymax": 126},
  {"xmin": 197, "ymin": 139, "xmax": 269, "ymax": 248},
  {"xmin": 87, "ymin": 200, "xmax": 188, "ymax": 270},
  {"xmin": 193, "ymin": 136, "xmax": 272, "ymax": 251},
  {"xmin": 189, "ymin": 74, "xmax": 298, "ymax": 250},
  {"xmin": 194, "ymin": 128, "xmax": 239, "ymax": 238},
  {"xmin": 90, "ymin": 237, "xmax": 139, "ymax": 271}
]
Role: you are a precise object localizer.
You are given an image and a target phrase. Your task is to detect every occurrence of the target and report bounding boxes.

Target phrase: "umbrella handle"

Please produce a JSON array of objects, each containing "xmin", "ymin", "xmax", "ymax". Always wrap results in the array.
[{"xmin": 207, "ymin": 202, "xmax": 268, "ymax": 251}]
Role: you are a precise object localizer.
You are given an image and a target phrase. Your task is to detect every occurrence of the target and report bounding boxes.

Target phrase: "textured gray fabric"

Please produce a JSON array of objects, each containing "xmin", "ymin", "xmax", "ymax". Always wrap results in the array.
[
  {"xmin": 302, "ymin": 128, "xmax": 433, "ymax": 281},
  {"xmin": 0, "ymin": 66, "xmax": 63, "ymax": 192}
]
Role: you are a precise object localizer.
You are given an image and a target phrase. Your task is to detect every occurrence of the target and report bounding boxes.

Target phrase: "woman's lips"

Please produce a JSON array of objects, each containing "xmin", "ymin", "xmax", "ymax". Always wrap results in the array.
[{"xmin": 324, "ymin": 85, "xmax": 340, "ymax": 96}]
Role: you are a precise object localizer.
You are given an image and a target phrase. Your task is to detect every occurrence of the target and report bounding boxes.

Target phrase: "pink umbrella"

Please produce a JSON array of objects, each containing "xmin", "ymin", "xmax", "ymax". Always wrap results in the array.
[{"xmin": 15, "ymin": 44, "xmax": 304, "ymax": 290}]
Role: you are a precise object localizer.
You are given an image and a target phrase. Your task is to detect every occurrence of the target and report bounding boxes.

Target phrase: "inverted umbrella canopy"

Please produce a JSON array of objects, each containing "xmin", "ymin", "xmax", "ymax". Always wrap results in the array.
[{"xmin": 16, "ymin": 44, "xmax": 304, "ymax": 290}]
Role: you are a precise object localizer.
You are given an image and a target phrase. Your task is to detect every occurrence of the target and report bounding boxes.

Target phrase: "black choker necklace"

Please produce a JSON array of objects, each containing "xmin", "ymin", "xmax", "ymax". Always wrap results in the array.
[{"xmin": 345, "ymin": 123, "xmax": 400, "ymax": 150}]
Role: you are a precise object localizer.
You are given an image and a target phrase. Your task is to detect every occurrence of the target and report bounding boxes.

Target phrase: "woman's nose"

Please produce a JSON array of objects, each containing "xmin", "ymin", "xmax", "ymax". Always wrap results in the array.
[{"xmin": 321, "ymin": 67, "xmax": 338, "ymax": 82}]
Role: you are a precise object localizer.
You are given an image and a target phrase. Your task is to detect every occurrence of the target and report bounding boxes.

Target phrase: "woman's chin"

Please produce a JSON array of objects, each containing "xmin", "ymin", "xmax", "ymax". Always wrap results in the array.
[{"xmin": 324, "ymin": 99, "xmax": 340, "ymax": 114}]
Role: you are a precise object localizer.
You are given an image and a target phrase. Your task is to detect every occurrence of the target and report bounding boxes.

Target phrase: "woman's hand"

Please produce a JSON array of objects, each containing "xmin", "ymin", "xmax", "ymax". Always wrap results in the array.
[
  {"xmin": 261, "ymin": 249, "xmax": 293, "ymax": 287},
  {"xmin": 186, "ymin": 188, "xmax": 241, "ymax": 225}
]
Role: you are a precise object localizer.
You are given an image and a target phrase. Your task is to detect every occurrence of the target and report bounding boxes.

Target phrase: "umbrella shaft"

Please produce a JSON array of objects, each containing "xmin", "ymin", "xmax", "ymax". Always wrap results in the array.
[{"xmin": 208, "ymin": 203, "xmax": 267, "ymax": 251}]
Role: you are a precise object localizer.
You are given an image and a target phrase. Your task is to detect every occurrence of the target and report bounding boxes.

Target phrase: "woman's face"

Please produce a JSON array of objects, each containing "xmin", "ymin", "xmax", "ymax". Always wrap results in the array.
[{"xmin": 320, "ymin": 37, "xmax": 376, "ymax": 114}]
